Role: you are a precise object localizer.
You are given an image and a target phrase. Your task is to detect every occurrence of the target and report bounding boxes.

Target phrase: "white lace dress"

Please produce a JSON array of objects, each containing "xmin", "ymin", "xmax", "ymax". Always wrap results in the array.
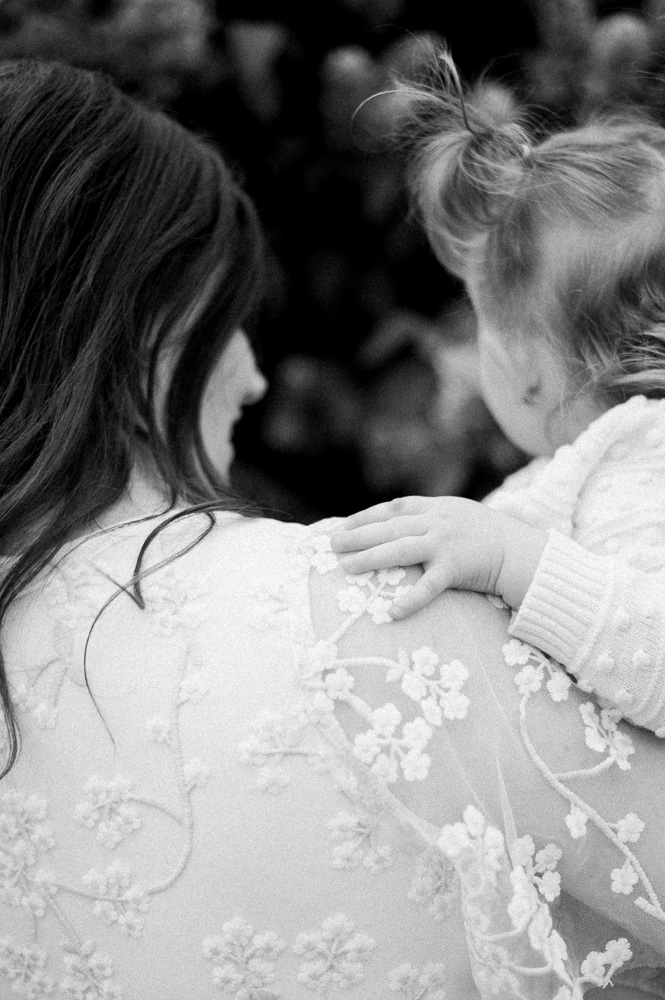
[{"xmin": 0, "ymin": 498, "xmax": 664, "ymax": 998}]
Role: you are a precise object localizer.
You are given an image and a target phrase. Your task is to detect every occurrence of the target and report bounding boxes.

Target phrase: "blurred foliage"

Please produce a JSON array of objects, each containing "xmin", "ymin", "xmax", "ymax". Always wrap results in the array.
[
  {"xmin": 2, "ymin": 0, "xmax": 664, "ymax": 518},
  {"xmin": 523, "ymin": 0, "xmax": 664, "ymax": 119},
  {"xmin": 0, "ymin": 0, "xmax": 219, "ymax": 102}
]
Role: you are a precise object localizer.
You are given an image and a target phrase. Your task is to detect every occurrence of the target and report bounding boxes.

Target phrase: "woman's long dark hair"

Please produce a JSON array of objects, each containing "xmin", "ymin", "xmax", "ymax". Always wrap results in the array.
[{"xmin": 0, "ymin": 60, "xmax": 265, "ymax": 776}]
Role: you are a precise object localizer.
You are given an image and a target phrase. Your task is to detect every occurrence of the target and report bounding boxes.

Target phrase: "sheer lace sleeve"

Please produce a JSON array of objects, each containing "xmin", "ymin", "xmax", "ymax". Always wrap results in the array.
[
  {"xmin": 303, "ymin": 525, "xmax": 665, "ymax": 997},
  {"xmin": 509, "ymin": 530, "xmax": 665, "ymax": 736}
]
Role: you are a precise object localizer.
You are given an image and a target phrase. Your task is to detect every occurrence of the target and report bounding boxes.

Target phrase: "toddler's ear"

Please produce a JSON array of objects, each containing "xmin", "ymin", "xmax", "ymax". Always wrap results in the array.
[
  {"xmin": 520, "ymin": 378, "xmax": 542, "ymax": 407},
  {"xmin": 510, "ymin": 336, "xmax": 552, "ymax": 406},
  {"xmin": 514, "ymin": 335, "xmax": 603, "ymax": 447}
]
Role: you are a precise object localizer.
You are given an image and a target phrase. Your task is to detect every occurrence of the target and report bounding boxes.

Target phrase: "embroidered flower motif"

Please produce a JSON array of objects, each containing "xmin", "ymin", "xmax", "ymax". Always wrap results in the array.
[
  {"xmin": 309, "ymin": 535, "xmax": 338, "ymax": 574},
  {"xmin": 251, "ymin": 580, "xmax": 309, "ymax": 641},
  {"xmin": 144, "ymin": 570, "xmax": 211, "ymax": 637},
  {"xmin": 546, "ymin": 669, "xmax": 572, "ymax": 702},
  {"xmin": 408, "ymin": 848, "xmax": 459, "ymax": 922},
  {"xmin": 75, "ymin": 776, "xmax": 142, "ymax": 848},
  {"xmin": 579, "ymin": 704, "xmax": 635, "ymax": 770},
  {"xmin": 506, "ymin": 866, "xmax": 540, "ymax": 930},
  {"xmin": 474, "ymin": 964, "xmax": 521, "ymax": 998},
  {"xmin": 293, "ymin": 913, "xmax": 376, "ymax": 993},
  {"xmin": 526, "ymin": 907, "xmax": 568, "ymax": 969},
  {"xmin": 367, "ymin": 594, "xmax": 393, "ymax": 624},
  {"xmin": 353, "ymin": 706, "xmax": 432, "ymax": 784},
  {"xmin": 83, "ymin": 864, "xmax": 149, "ymax": 938},
  {"xmin": 564, "ymin": 806, "xmax": 588, "ymax": 839},
  {"xmin": 510, "ymin": 836, "xmax": 562, "ymax": 903},
  {"xmin": 437, "ymin": 807, "xmax": 505, "ymax": 892},
  {"xmin": 386, "ymin": 649, "xmax": 469, "ymax": 725},
  {"xmin": 514, "ymin": 663, "xmax": 543, "ymax": 696},
  {"xmin": 255, "ymin": 767, "xmax": 291, "ymax": 794},
  {"xmin": 0, "ymin": 791, "xmax": 55, "ymax": 855},
  {"xmin": 32, "ymin": 701, "xmax": 59, "ymax": 729},
  {"xmin": 183, "ymin": 757, "xmax": 211, "ymax": 791},
  {"xmin": 0, "ymin": 791, "xmax": 57, "ymax": 912},
  {"xmin": 203, "ymin": 917, "xmax": 286, "ymax": 998},
  {"xmin": 13, "ymin": 680, "xmax": 61, "ymax": 730},
  {"xmin": 502, "ymin": 639, "xmax": 531, "ymax": 666},
  {"xmin": 11, "ymin": 681, "xmax": 40, "ymax": 715},
  {"xmin": 19, "ymin": 870, "xmax": 58, "ymax": 917},
  {"xmin": 297, "ymin": 641, "xmax": 339, "ymax": 682},
  {"xmin": 610, "ymin": 861, "xmax": 639, "ymax": 895},
  {"xmin": 60, "ymin": 940, "xmax": 122, "ymax": 999},
  {"xmin": 178, "ymin": 671, "xmax": 210, "ymax": 705},
  {"xmin": 0, "ymin": 938, "xmax": 56, "ymax": 998},
  {"xmin": 337, "ymin": 586, "xmax": 368, "ymax": 616},
  {"xmin": 615, "ymin": 813, "xmax": 645, "ymax": 844},
  {"xmin": 238, "ymin": 709, "xmax": 314, "ymax": 792},
  {"xmin": 580, "ymin": 939, "xmax": 632, "ymax": 987},
  {"xmin": 145, "ymin": 715, "xmax": 171, "ymax": 744},
  {"xmin": 327, "ymin": 809, "xmax": 391, "ymax": 872},
  {"xmin": 322, "ymin": 667, "xmax": 354, "ymax": 701},
  {"xmin": 387, "ymin": 962, "xmax": 447, "ymax": 998}
]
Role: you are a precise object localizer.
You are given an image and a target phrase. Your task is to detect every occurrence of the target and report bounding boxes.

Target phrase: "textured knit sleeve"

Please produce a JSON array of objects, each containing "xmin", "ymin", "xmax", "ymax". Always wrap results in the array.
[
  {"xmin": 509, "ymin": 529, "xmax": 665, "ymax": 736},
  {"xmin": 483, "ymin": 396, "xmax": 665, "ymax": 737}
]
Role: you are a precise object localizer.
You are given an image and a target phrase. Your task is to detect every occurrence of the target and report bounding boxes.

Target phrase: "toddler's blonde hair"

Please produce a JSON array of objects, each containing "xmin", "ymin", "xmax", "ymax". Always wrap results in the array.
[{"xmin": 396, "ymin": 48, "xmax": 665, "ymax": 403}]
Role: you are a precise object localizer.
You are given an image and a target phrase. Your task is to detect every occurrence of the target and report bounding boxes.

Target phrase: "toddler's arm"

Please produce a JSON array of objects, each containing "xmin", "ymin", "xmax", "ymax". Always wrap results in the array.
[
  {"xmin": 330, "ymin": 495, "xmax": 548, "ymax": 617},
  {"xmin": 332, "ymin": 497, "xmax": 665, "ymax": 736}
]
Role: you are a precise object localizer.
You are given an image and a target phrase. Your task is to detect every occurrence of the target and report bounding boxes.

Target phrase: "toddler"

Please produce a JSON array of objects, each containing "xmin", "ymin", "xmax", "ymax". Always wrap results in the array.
[{"xmin": 332, "ymin": 53, "xmax": 665, "ymax": 738}]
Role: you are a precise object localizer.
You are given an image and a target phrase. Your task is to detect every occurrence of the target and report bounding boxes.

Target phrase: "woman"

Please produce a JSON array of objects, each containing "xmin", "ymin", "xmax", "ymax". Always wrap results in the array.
[{"xmin": 0, "ymin": 60, "xmax": 662, "ymax": 999}]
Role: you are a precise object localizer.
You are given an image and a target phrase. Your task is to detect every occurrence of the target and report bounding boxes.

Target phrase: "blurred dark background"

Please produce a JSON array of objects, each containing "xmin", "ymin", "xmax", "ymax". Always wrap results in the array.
[{"xmin": 0, "ymin": 0, "xmax": 660, "ymax": 521}]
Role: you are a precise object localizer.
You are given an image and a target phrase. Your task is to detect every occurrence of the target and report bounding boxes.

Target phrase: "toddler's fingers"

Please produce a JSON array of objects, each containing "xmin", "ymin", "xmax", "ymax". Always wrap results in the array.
[
  {"xmin": 342, "ymin": 496, "xmax": 428, "ymax": 530},
  {"xmin": 331, "ymin": 517, "xmax": 424, "ymax": 553},
  {"xmin": 390, "ymin": 566, "xmax": 452, "ymax": 619},
  {"xmin": 339, "ymin": 537, "xmax": 427, "ymax": 575}
]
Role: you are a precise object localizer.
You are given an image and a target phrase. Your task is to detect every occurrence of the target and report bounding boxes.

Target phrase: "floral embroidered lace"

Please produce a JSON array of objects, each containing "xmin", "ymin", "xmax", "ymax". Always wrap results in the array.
[{"xmin": 0, "ymin": 503, "xmax": 663, "ymax": 998}]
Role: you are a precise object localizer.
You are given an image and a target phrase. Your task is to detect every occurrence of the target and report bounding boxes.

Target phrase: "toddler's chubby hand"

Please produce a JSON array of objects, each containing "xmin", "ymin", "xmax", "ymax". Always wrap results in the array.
[{"xmin": 330, "ymin": 495, "xmax": 547, "ymax": 619}]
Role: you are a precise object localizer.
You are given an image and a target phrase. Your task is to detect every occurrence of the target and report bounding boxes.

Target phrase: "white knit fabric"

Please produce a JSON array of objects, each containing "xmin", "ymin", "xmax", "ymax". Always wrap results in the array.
[{"xmin": 485, "ymin": 395, "xmax": 665, "ymax": 736}]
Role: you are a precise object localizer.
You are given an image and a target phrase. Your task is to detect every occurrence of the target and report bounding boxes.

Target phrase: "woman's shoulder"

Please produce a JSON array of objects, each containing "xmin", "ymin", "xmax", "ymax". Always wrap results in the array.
[
  {"xmin": 153, "ymin": 510, "xmax": 339, "ymax": 599},
  {"xmin": 2, "ymin": 508, "xmax": 482, "ymax": 1000}
]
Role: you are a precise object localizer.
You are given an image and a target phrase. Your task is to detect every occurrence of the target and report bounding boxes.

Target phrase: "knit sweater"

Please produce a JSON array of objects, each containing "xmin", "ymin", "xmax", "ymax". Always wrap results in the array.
[{"xmin": 484, "ymin": 394, "xmax": 665, "ymax": 737}]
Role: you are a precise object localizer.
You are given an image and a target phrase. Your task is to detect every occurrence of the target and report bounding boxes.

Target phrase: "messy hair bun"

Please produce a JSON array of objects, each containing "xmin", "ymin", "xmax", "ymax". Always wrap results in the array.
[
  {"xmin": 389, "ymin": 45, "xmax": 665, "ymax": 410},
  {"xmin": 390, "ymin": 48, "xmax": 533, "ymax": 275}
]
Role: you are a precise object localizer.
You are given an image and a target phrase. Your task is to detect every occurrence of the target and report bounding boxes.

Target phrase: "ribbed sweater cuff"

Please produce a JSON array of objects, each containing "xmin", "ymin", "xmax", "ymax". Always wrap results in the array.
[{"xmin": 509, "ymin": 530, "xmax": 612, "ymax": 670}]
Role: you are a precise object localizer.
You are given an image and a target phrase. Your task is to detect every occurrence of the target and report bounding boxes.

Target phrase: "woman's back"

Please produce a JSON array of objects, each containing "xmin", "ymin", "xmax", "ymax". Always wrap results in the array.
[{"xmin": 0, "ymin": 503, "xmax": 478, "ymax": 998}]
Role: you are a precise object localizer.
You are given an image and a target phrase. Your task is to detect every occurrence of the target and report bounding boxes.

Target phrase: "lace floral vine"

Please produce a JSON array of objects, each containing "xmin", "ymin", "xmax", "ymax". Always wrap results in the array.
[
  {"xmin": 1, "ymin": 523, "xmax": 218, "ymax": 997},
  {"xmin": 504, "ymin": 637, "xmax": 665, "ymax": 924},
  {"xmin": 274, "ymin": 529, "xmax": 665, "ymax": 991},
  {"xmin": 387, "ymin": 962, "xmax": 448, "ymax": 999},
  {"xmin": 438, "ymin": 806, "xmax": 633, "ymax": 999},
  {"xmin": 203, "ymin": 917, "xmax": 286, "ymax": 998},
  {"xmin": 408, "ymin": 847, "xmax": 459, "ymax": 923},
  {"xmin": 202, "ymin": 913, "xmax": 456, "ymax": 999}
]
